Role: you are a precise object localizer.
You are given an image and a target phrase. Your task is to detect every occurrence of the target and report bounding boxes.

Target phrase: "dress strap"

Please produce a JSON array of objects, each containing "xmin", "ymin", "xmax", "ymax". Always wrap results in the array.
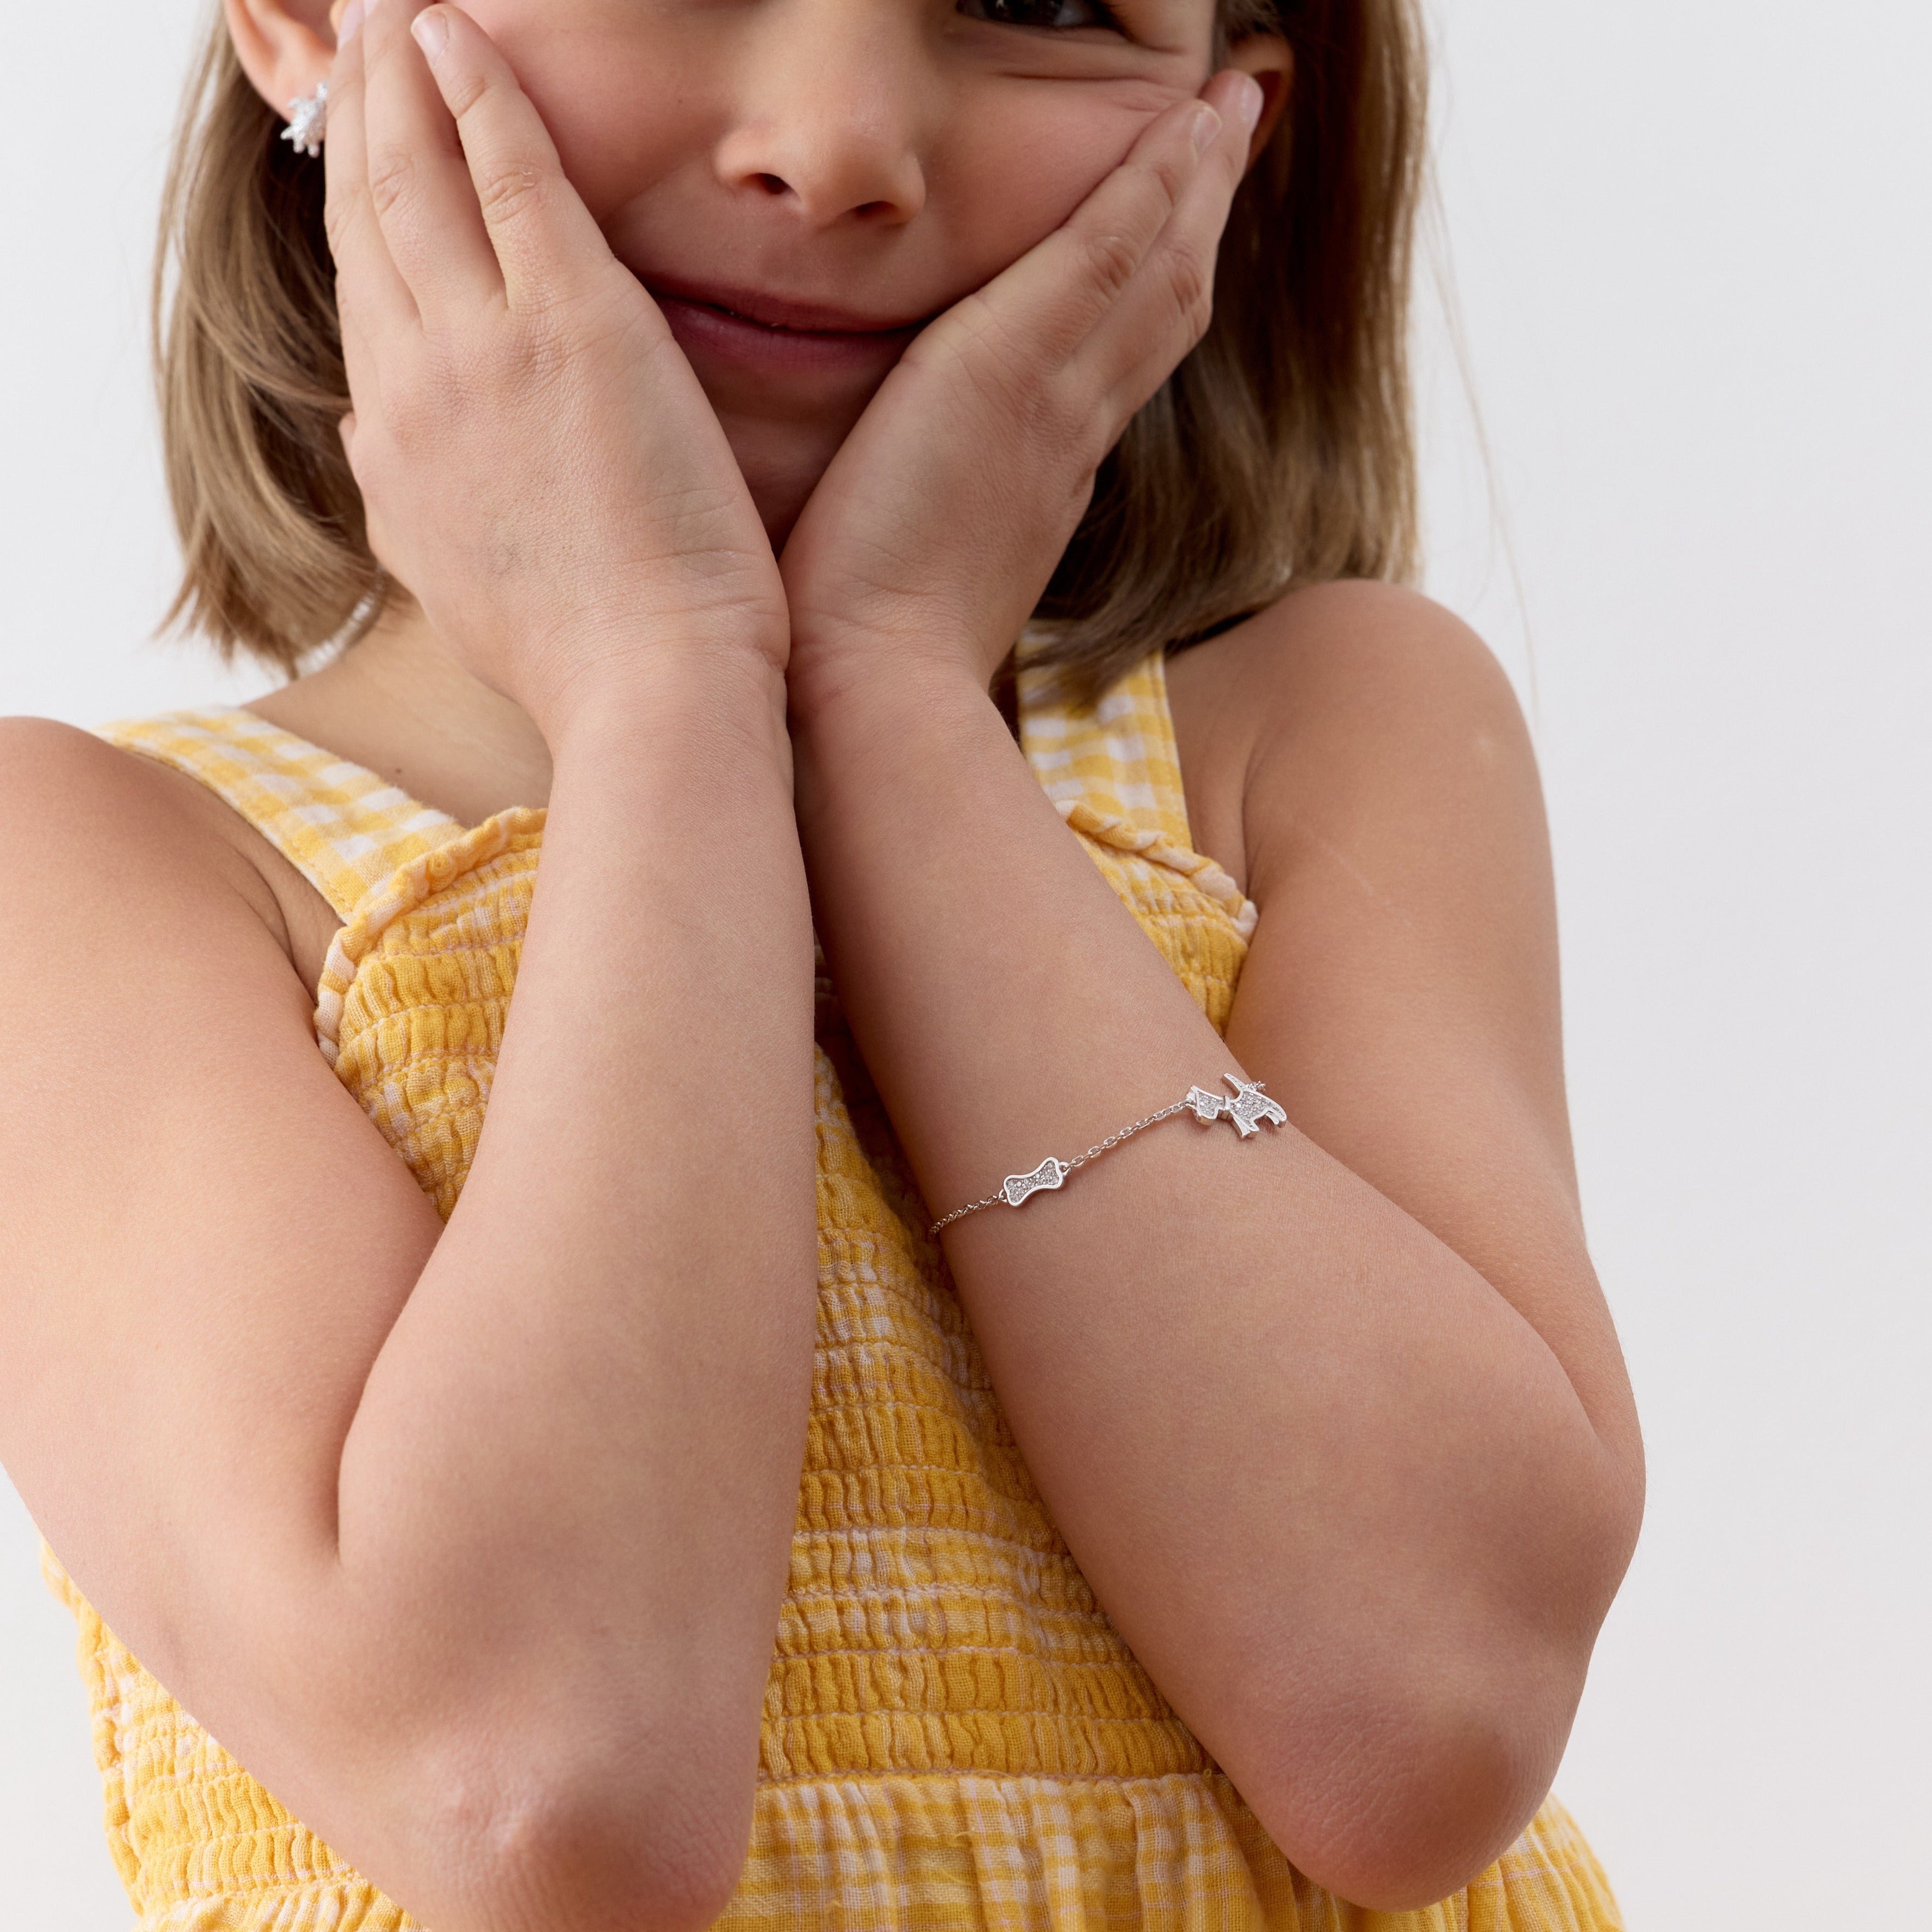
[
  {"xmin": 1017, "ymin": 649, "xmax": 1197, "ymax": 850},
  {"xmin": 93, "ymin": 706, "xmax": 466, "ymax": 924},
  {"xmin": 1017, "ymin": 649, "xmax": 1258, "ymax": 940}
]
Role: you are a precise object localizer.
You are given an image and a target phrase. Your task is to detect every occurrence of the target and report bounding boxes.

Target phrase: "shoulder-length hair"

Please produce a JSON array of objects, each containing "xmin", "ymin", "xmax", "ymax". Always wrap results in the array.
[{"xmin": 155, "ymin": 0, "xmax": 1427, "ymax": 695}]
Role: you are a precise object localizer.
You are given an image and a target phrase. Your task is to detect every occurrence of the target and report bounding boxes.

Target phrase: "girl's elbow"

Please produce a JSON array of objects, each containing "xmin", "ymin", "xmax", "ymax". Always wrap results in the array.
[
  {"xmin": 453, "ymin": 1770, "xmax": 748, "ymax": 1932},
  {"xmin": 1234, "ymin": 1653, "xmax": 1581, "ymax": 1913},
  {"xmin": 367, "ymin": 1698, "xmax": 755, "ymax": 1932}
]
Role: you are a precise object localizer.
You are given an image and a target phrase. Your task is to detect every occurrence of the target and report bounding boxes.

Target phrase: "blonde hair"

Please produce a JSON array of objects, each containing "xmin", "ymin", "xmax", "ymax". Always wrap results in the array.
[{"xmin": 157, "ymin": 1, "xmax": 1427, "ymax": 692}]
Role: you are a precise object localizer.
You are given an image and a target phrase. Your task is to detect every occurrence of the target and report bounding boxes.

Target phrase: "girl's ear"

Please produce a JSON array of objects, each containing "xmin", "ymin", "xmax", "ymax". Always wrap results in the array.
[
  {"xmin": 1225, "ymin": 37, "xmax": 1293, "ymax": 172},
  {"xmin": 224, "ymin": 0, "xmax": 347, "ymax": 116}
]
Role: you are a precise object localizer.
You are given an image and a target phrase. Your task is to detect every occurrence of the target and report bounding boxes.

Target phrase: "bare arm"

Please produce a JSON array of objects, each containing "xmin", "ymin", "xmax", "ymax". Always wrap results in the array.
[
  {"xmin": 787, "ymin": 592, "xmax": 1640, "ymax": 1910},
  {"xmin": 771, "ymin": 74, "xmax": 1640, "ymax": 1905},
  {"xmin": 0, "ymin": 654, "xmax": 813, "ymax": 1932},
  {"xmin": 1, "ymin": 5, "xmax": 817, "ymax": 1928}
]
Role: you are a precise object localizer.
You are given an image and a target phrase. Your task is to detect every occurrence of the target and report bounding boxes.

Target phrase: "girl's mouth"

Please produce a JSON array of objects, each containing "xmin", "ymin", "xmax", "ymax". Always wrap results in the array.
[{"xmin": 644, "ymin": 277, "xmax": 933, "ymax": 381}]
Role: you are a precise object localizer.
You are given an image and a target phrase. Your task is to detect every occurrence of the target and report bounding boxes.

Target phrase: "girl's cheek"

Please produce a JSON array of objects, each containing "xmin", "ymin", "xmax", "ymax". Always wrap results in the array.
[
  {"xmin": 460, "ymin": 5, "xmax": 718, "ymax": 218},
  {"xmin": 932, "ymin": 83, "xmax": 1190, "ymax": 283}
]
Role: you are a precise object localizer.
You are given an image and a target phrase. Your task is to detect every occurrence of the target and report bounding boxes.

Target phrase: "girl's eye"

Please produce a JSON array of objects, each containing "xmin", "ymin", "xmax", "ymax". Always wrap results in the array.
[{"xmin": 956, "ymin": 0, "xmax": 1117, "ymax": 28}]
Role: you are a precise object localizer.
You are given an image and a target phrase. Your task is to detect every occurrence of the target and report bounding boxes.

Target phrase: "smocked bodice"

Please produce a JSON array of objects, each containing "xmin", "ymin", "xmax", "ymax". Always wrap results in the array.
[{"xmin": 40, "ymin": 655, "xmax": 1621, "ymax": 1930}]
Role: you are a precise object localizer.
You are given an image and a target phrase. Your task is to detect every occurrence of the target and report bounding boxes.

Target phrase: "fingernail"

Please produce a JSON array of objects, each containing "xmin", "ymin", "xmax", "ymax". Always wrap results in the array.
[
  {"xmin": 411, "ymin": 7, "xmax": 449, "ymax": 57},
  {"xmin": 1235, "ymin": 74, "xmax": 1265, "ymax": 135},
  {"xmin": 337, "ymin": 1, "xmax": 364, "ymax": 46},
  {"xmin": 1191, "ymin": 104, "xmax": 1222, "ymax": 158}
]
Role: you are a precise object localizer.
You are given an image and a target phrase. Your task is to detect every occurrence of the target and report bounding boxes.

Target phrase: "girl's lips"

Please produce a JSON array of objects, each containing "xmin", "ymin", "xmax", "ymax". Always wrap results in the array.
[{"xmin": 646, "ymin": 281, "xmax": 932, "ymax": 380}]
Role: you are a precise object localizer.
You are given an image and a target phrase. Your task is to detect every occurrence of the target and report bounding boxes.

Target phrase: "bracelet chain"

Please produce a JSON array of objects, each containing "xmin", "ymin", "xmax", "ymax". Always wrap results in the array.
[{"xmin": 927, "ymin": 1077, "xmax": 1286, "ymax": 1237}]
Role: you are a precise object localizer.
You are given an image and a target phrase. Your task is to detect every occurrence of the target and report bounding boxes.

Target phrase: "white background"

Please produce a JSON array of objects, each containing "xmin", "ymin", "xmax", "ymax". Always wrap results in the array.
[{"xmin": 3, "ymin": 1, "xmax": 1928, "ymax": 1925}]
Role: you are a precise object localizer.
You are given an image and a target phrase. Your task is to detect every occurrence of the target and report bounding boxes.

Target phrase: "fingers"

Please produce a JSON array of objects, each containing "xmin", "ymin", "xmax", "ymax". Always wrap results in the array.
[
  {"xmin": 357, "ymin": 0, "xmax": 503, "ymax": 321},
  {"xmin": 322, "ymin": 5, "xmax": 418, "ymax": 350},
  {"xmin": 326, "ymin": 0, "xmax": 612, "ymax": 345},
  {"xmin": 406, "ymin": 5, "xmax": 621, "ymax": 314},
  {"xmin": 934, "ymin": 73, "xmax": 1260, "ymax": 452},
  {"xmin": 962, "ymin": 87, "xmax": 1220, "ymax": 358},
  {"xmin": 1075, "ymin": 71, "xmax": 1260, "ymax": 408}
]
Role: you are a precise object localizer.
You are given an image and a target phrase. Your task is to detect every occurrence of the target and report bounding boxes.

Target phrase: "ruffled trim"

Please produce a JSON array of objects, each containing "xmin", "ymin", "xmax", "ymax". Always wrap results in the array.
[
  {"xmin": 719, "ymin": 1773, "xmax": 1619, "ymax": 1930},
  {"xmin": 38, "ymin": 1535, "xmax": 76, "ymax": 1610},
  {"xmin": 1055, "ymin": 797, "xmax": 1259, "ymax": 941},
  {"xmin": 314, "ymin": 807, "xmax": 547, "ymax": 1069}
]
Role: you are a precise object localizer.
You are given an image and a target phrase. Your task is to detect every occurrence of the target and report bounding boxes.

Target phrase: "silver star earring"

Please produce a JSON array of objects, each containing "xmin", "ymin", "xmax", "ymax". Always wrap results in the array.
[{"xmin": 281, "ymin": 83, "xmax": 329, "ymax": 158}]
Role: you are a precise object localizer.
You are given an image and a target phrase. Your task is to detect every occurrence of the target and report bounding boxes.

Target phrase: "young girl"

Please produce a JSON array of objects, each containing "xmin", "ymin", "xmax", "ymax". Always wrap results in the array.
[{"xmin": 0, "ymin": 0, "xmax": 1642, "ymax": 1923}]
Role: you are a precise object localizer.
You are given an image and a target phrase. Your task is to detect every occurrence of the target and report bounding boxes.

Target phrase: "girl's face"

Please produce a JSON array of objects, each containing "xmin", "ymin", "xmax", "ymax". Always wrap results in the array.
[
  {"xmin": 259, "ymin": 0, "xmax": 1280, "ymax": 531},
  {"xmin": 464, "ymin": 0, "xmax": 1240, "ymax": 527}
]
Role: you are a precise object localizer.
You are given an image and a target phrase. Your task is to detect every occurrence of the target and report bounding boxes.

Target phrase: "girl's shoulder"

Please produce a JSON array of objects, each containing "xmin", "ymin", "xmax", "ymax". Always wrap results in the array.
[
  {"xmin": 0, "ymin": 713, "xmax": 328, "ymax": 991},
  {"xmin": 1165, "ymin": 581, "xmax": 1539, "ymax": 904}
]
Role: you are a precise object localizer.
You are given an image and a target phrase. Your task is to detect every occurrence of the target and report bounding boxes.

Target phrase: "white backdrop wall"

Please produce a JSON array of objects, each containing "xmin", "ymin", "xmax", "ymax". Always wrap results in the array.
[{"xmin": 3, "ymin": 2, "xmax": 1928, "ymax": 1926}]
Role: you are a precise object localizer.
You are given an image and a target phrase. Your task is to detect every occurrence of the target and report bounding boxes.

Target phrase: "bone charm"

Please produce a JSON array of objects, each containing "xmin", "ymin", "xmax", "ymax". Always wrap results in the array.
[
  {"xmin": 1001, "ymin": 1158, "xmax": 1069, "ymax": 1207},
  {"xmin": 1184, "ymin": 1074, "xmax": 1289, "ymax": 1139}
]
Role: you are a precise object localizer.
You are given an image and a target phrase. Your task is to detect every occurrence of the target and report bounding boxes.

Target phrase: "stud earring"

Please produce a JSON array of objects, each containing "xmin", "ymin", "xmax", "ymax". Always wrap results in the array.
[{"xmin": 281, "ymin": 83, "xmax": 329, "ymax": 158}]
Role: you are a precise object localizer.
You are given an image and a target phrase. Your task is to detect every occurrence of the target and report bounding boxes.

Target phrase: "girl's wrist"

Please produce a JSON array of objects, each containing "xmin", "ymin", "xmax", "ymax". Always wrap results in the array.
[
  {"xmin": 789, "ymin": 657, "xmax": 1009, "ymax": 838},
  {"xmin": 537, "ymin": 634, "xmax": 794, "ymax": 773},
  {"xmin": 785, "ymin": 641, "xmax": 993, "ymax": 740}
]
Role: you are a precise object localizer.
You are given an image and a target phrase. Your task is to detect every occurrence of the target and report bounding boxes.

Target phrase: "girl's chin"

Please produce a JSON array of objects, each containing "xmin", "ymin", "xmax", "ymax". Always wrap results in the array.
[{"xmin": 724, "ymin": 427, "xmax": 844, "ymax": 547}]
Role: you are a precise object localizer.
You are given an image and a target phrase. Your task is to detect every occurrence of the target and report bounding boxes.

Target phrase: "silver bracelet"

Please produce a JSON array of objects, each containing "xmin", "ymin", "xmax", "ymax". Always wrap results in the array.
[{"xmin": 928, "ymin": 1074, "xmax": 1288, "ymax": 1235}]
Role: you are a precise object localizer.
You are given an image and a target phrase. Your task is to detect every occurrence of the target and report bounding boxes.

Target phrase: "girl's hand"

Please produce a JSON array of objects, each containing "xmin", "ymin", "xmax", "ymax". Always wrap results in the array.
[
  {"xmin": 327, "ymin": 2, "xmax": 789, "ymax": 731},
  {"xmin": 778, "ymin": 71, "xmax": 1263, "ymax": 719}
]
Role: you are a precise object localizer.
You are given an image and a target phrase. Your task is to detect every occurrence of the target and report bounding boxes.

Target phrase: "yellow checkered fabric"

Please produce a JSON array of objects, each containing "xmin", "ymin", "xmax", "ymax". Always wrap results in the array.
[
  {"xmin": 1019, "ymin": 653, "xmax": 1257, "ymax": 945},
  {"xmin": 97, "ymin": 707, "xmax": 473, "ymax": 921},
  {"xmin": 40, "ymin": 657, "xmax": 1622, "ymax": 1929}
]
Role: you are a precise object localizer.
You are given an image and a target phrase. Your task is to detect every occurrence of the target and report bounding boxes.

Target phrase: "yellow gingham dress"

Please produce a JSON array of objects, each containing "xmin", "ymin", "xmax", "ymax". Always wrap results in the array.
[{"xmin": 42, "ymin": 652, "xmax": 1623, "ymax": 1929}]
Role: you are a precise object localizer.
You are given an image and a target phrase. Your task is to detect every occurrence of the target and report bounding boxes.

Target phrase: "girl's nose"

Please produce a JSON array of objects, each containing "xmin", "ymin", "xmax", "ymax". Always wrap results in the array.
[{"xmin": 712, "ymin": 0, "xmax": 929, "ymax": 229}]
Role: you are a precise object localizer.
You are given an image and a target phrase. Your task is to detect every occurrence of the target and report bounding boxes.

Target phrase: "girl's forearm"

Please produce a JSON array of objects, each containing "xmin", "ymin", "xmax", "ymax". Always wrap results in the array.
[
  {"xmin": 789, "ymin": 664, "xmax": 1625, "ymax": 1884},
  {"xmin": 332, "ymin": 646, "xmax": 817, "ymax": 1909}
]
